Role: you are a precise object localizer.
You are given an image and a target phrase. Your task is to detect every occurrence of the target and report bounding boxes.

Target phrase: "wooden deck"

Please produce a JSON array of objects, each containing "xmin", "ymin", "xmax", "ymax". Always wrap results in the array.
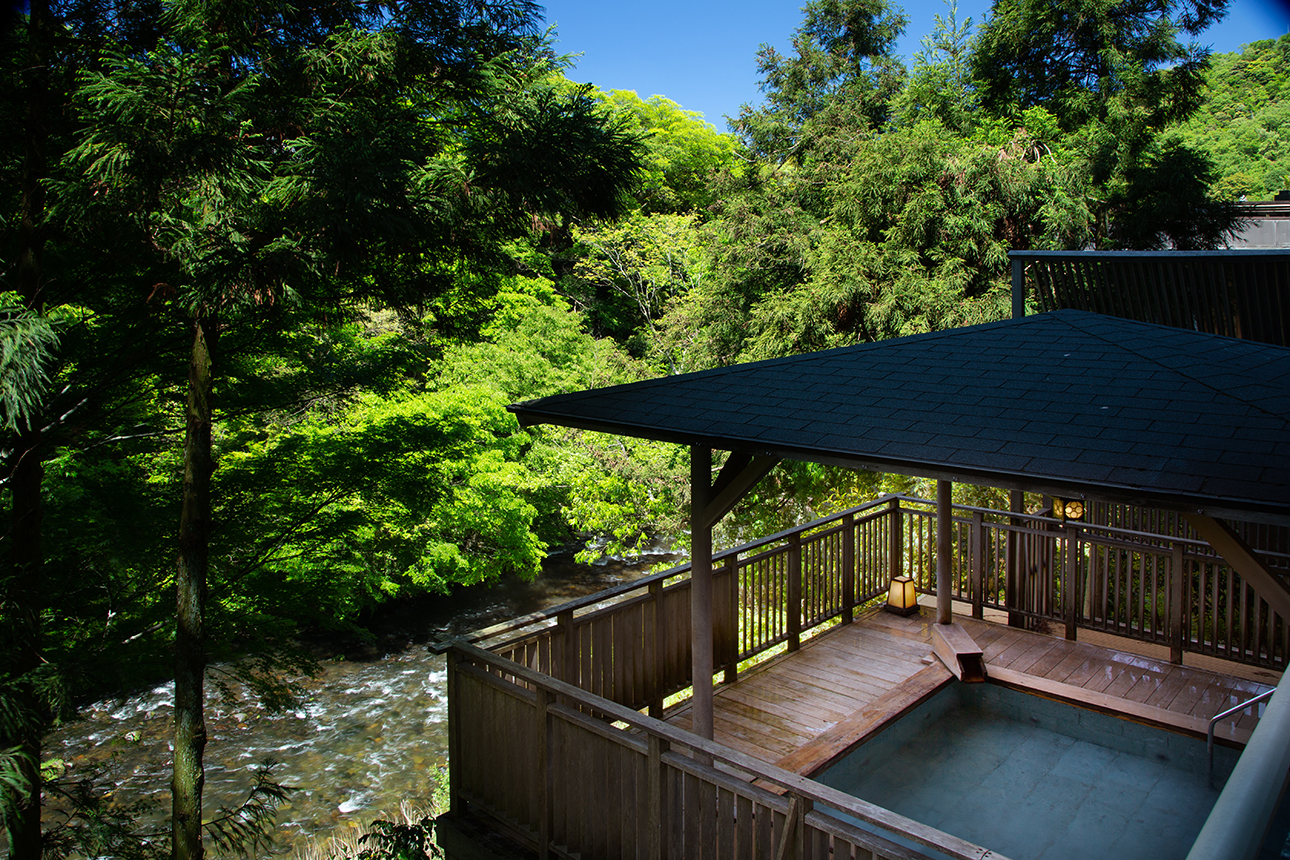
[{"xmin": 667, "ymin": 606, "xmax": 1278, "ymax": 778}]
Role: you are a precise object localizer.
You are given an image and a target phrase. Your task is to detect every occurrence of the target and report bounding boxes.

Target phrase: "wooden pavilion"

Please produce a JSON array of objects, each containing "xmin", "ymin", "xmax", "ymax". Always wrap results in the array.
[{"xmin": 434, "ymin": 253, "xmax": 1290, "ymax": 860}]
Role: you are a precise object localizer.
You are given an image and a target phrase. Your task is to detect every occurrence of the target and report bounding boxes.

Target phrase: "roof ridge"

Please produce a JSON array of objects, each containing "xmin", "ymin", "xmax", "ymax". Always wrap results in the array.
[{"xmin": 1056, "ymin": 313, "xmax": 1290, "ymax": 424}]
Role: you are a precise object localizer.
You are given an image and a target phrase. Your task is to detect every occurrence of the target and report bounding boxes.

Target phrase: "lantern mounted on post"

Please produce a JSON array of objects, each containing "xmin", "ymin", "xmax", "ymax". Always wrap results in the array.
[
  {"xmin": 1053, "ymin": 497, "xmax": 1085, "ymax": 522},
  {"xmin": 885, "ymin": 574, "xmax": 919, "ymax": 616}
]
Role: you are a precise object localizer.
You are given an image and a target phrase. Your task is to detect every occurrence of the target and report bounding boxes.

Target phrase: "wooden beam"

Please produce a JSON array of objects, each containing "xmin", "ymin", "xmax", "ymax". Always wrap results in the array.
[
  {"xmin": 690, "ymin": 449, "xmax": 778, "ymax": 744},
  {"xmin": 936, "ymin": 480, "xmax": 953, "ymax": 624},
  {"xmin": 691, "ymin": 445, "xmax": 715, "ymax": 741},
  {"xmin": 931, "ymin": 622, "xmax": 986, "ymax": 682},
  {"xmin": 1184, "ymin": 515, "xmax": 1290, "ymax": 623},
  {"xmin": 700, "ymin": 453, "xmax": 780, "ymax": 531}
]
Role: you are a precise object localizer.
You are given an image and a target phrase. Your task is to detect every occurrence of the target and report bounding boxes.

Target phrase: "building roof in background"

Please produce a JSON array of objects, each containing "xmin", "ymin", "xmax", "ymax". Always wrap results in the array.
[{"xmin": 511, "ymin": 309, "xmax": 1290, "ymax": 523}]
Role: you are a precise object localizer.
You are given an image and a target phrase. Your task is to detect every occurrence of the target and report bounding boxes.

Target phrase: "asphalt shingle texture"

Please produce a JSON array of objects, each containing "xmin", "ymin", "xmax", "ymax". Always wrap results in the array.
[{"xmin": 510, "ymin": 310, "xmax": 1290, "ymax": 518}]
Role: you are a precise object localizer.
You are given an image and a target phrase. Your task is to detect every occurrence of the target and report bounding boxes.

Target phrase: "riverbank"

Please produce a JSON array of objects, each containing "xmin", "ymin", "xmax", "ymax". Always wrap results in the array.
[{"xmin": 42, "ymin": 547, "xmax": 675, "ymax": 855}]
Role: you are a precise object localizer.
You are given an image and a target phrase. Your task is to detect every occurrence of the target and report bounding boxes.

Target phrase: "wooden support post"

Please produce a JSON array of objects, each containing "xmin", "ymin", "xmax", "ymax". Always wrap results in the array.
[
  {"xmin": 1063, "ymin": 525, "xmax": 1078, "ymax": 641},
  {"xmin": 535, "ymin": 688, "xmax": 552, "ymax": 860},
  {"xmin": 723, "ymin": 554, "xmax": 738, "ymax": 684},
  {"xmin": 788, "ymin": 533, "xmax": 802, "ymax": 652},
  {"xmin": 648, "ymin": 580, "xmax": 664, "ymax": 718},
  {"xmin": 1171, "ymin": 542, "xmax": 1186, "ymax": 665},
  {"xmin": 446, "ymin": 648, "xmax": 462, "ymax": 818},
  {"xmin": 558, "ymin": 609, "xmax": 576, "ymax": 687},
  {"xmin": 1011, "ymin": 255, "xmax": 1026, "ymax": 318},
  {"xmin": 690, "ymin": 445, "xmax": 715, "ymax": 742},
  {"xmin": 1007, "ymin": 489, "xmax": 1024, "ymax": 628},
  {"xmin": 842, "ymin": 512, "xmax": 855, "ymax": 625},
  {"xmin": 936, "ymin": 480, "xmax": 952, "ymax": 625},
  {"xmin": 888, "ymin": 497, "xmax": 903, "ymax": 580},
  {"xmin": 648, "ymin": 734, "xmax": 670, "ymax": 860},
  {"xmin": 970, "ymin": 511, "xmax": 984, "ymax": 620}
]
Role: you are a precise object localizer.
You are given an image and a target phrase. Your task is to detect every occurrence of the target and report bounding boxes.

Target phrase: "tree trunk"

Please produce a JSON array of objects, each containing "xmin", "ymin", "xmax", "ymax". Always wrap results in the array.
[
  {"xmin": 8, "ymin": 1, "xmax": 52, "ymax": 856},
  {"xmin": 173, "ymin": 314, "xmax": 215, "ymax": 860},
  {"xmin": 8, "ymin": 439, "xmax": 44, "ymax": 860}
]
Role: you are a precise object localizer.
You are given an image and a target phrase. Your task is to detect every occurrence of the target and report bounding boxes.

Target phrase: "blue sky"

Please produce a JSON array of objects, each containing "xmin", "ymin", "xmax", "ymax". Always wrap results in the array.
[{"xmin": 540, "ymin": 0, "xmax": 1290, "ymax": 129}]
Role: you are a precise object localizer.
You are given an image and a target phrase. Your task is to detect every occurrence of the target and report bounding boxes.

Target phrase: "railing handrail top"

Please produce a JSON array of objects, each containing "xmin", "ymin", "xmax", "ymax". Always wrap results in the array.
[
  {"xmin": 451, "ymin": 641, "xmax": 997, "ymax": 860},
  {"xmin": 1008, "ymin": 249, "xmax": 1290, "ymax": 259},
  {"xmin": 894, "ymin": 494, "xmax": 1290, "ymax": 557},
  {"xmin": 447, "ymin": 492, "xmax": 1287, "ymax": 649},
  {"xmin": 451, "ymin": 494, "xmax": 900, "ymax": 647}
]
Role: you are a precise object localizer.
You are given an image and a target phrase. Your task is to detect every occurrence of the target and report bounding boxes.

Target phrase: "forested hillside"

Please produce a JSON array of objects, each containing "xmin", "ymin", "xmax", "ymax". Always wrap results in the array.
[
  {"xmin": 1182, "ymin": 35, "xmax": 1290, "ymax": 200},
  {"xmin": 0, "ymin": 0, "xmax": 1271, "ymax": 855}
]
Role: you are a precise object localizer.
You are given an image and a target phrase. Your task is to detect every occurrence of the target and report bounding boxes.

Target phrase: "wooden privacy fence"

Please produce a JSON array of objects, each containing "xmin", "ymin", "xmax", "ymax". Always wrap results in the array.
[
  {"xmin": 445, "ymin": 642, "xmax": 998, "ymax": 860},
  {"xmin": 466, "ymin": 495, "xmax": 1290, "ymax": 723},
  {"xmin": 895, "ymin": 497, "xmax": 1290, "ymax": 669},
  {"xmin": 468, "ymin": 497, "xmax": 903, "ymax": 718},
  {"xmin": 1008, "ymin": 250, "xmax": 1290, "ymax": 346}
]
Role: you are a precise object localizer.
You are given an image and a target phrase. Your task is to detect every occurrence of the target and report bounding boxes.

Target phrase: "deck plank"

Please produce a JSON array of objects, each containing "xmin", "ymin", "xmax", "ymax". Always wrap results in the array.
[
  {"xmin": 773, "ymin": 662, "xmax": 954, "ymax": 777},
  {"xmin": 663, "ymin": 607, "xmax": 1274, "ymax": 773}
]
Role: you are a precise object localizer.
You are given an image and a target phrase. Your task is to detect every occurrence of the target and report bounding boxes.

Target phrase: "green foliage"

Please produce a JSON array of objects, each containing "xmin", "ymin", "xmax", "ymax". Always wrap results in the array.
[
  {"xmin": 735, "ymin": 0, "xmax": 907, "ymax": 162},
  {"xmin": 1179, "ymin": 36, "xmax": 1290, "ymax": 199},
  {"xmin": 203, "ymin": 761, "xmax": 295, "ymax": 857},
  {"xmin": 892, "ymin": 1, "xmax": 977, "ymax": 133},
  {"xmin": 439, "ymin": 279, "xmax": 636, "ymax": 400},
  {"xmin": 598, "ymin": 90, "xmax": 740, "ymax": 214},
  {"xmin": 0, "ymin": 297, "xmax": 59, "ymax": 433},
  {"xmin": 562, "ymin": 437, "xmax": 690, "ymax": 561},
  {"xmin": 352, "ymin": 817, "xmax": 440, "ymax": 860},
  {"xmin": 971, "ymin": 0, "xmax": 1222, "ymax": 130},
  {"xmin": 217, "ymin": 384, "xmax": 546, "ymax": 611},
  {"xmin": 971, "ymin": 0, "xmax": 1240, "ymax": 248},
  {"xmin": 691, "ymin": 116, "xmax": 1084, "ymax": 363},
  {"xmin": 570, "ymin": 213, "xmax": 709, "ymax": 370}
]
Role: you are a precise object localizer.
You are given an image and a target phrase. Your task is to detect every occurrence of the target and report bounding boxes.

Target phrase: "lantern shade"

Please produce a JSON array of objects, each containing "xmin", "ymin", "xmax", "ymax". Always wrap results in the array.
[{"xmin": 886, "ymin": 575, "xmax": 919, "ymax": 616}]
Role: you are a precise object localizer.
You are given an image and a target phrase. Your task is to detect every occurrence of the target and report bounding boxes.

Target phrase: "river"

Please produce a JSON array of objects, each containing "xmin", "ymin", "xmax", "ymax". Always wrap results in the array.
[{"xmin": 42, "ymin": 548, "xmax": 674, "ymax": 855}]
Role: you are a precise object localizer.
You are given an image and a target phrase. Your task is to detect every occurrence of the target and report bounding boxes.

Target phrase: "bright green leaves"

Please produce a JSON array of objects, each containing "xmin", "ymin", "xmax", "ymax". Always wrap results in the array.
[
  {"xmin": 570, "ymin": 213, "xmax": 709, "ymax": 372},
  {"xmin": 442, "ymin": 282, "xmax": 633, "ymax": 400},
  {"xmin": 1180, "ymin": 36, "xmax": 1290, "ymax": 201},
  {"xmin": 560, "ymin": 436, "xmax": 688, "ymax": 563},
  {"xmin": 597, "ymin": 91, "xmax": 740, "ymax": 214},
  {"xmin": 216, "ymin": 385, "xmax": 545, "ymax": 614}
]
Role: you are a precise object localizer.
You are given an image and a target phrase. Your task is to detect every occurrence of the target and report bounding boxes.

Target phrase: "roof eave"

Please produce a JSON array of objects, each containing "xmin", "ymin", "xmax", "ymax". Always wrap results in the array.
[{"xmin": 510, "ymin": 404, "xmax": 1290, "ymax": 527}]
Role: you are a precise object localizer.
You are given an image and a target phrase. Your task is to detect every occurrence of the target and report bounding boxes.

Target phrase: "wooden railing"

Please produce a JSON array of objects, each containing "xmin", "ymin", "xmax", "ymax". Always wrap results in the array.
[
  {"xmin": 1008, "ymin": 249, "xmax": 1290, "ymax": 347},
  {"xmin": 442, "ymin": 494, "xmax": 1290, "ymax": 859},
  {"xmin": 445, "ymin": 642, "xmax": 999, "ymax": 860},
  {"xmin": 466, "ymin": 496, "xmax": 903, "ymax": 718},
  {"xmin": 466, "ymin": 495, "xmax": 1290, "ymax": 724},
  {"xmin": 892, "ymin": 497, "xmax": 1290, "ymax": 668}
]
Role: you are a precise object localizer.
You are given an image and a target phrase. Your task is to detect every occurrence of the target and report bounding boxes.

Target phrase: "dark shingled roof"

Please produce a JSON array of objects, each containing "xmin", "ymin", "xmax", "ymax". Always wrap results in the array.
[{"xmin": 510, "ymin": 310, "xmax": 1290, "ymax": 524}]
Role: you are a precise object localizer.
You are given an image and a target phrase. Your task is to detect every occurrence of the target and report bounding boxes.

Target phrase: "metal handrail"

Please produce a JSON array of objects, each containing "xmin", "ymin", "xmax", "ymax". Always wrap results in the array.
[{"xmin": 1209, "ymin": 689, "xmax": 1276, "ymax": 783}]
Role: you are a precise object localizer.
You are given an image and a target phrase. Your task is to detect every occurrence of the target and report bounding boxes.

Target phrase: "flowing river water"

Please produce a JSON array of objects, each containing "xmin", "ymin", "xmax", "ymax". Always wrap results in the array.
[{"xmin": 43, "ymin": 549, "xmax": 674, "ymax": 855}]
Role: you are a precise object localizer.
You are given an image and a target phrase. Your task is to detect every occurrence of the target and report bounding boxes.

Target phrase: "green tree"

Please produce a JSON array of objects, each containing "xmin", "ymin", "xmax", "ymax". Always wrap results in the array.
[
  {"xmin": 54, "ymin": 3, "xmax": 643, "ymax": 858},
  {"xmin": 570, "ymin": 212, "xmax": 708, "ymax": 371},
  {"xmin": 971, "ymin": 0, "xmax": 1240, "ymax": 247},
  {"xmin": 734, "ymin": 0, "xmax": 907, "ymax": 163},
  {"xmin": 892, "ymin": 0, "xmax": 977, "ymax": 133},
  {"xmin": 598, "ymin": 90, "xmax": 739, "ymax": 214},
  {"xmin": 1180, "ymin": 36, "xmax": 1290, "ymax": 199}
]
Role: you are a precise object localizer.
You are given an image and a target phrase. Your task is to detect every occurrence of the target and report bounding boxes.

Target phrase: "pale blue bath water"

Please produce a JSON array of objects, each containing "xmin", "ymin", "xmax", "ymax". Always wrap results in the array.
[{"xmin": 816, "ymin": 683, "xmax": 1249, "ymax": 860}]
